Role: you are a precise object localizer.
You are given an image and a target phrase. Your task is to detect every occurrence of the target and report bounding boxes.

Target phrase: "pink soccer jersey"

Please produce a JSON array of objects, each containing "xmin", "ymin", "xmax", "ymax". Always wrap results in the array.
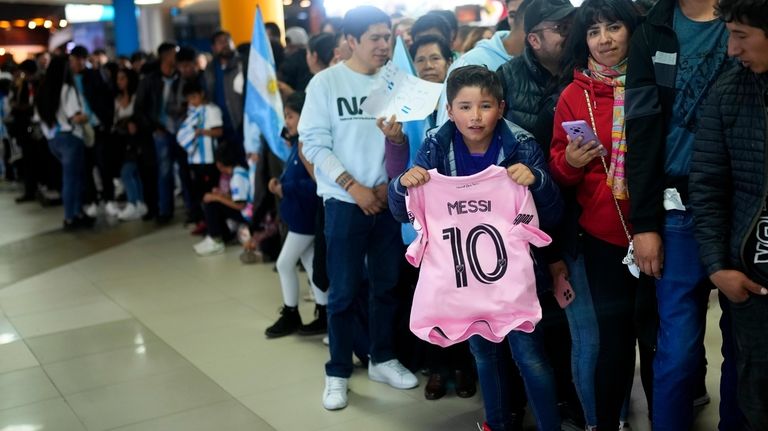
[{"xmin": 405, "ymin": 165, "xmax": 551, "ymax": 347}]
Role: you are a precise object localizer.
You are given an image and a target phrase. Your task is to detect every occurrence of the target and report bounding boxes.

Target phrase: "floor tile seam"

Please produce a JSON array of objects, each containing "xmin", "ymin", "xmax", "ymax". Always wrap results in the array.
[
  {"xmin": 35, "ymin": 338, "xmax": 173, "ymax": 369},
  {"xmin": 0, "ymin": 391, "xmax": 61, "ymax": 413},
  {"xmin": 1, "ymin": 293, "xmax": 117, "ymax": 320}
]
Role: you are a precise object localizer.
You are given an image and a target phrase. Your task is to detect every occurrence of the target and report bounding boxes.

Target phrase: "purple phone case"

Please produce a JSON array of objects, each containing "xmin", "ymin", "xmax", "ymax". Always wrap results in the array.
[{"xmin": 561, "ymin": 120, "xmax": 607, "ymax": 156}]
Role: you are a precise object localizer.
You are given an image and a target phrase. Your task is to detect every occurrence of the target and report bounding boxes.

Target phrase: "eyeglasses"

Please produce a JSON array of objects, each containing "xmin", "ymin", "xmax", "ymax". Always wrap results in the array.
[{"xmin": 532, "ymin": 23, "xmax": 570, "ymax": 36}]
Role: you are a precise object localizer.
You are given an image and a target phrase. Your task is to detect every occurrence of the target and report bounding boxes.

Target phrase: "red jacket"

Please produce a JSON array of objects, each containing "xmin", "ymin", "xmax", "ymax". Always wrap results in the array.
[{"xmin": 549, "ymin": 70, "xmax": 631, "ymax": 248}]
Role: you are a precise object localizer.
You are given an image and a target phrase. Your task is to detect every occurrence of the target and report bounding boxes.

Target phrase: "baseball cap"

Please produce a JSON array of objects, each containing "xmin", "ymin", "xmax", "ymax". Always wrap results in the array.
[
  {"xmin": 524, "ymin": 0, "xmax": 576, "ymax": 34},
  {"xmin": 285, "ymin": 27, "xmax": 309, "ymax": 46}
]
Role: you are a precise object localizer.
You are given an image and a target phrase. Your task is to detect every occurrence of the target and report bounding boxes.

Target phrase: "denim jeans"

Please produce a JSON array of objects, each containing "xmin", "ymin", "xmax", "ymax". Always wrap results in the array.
[
  {"xmin": 48, "ymin": 132, "xmax": 85, "ymax": 220},
  {"xmin": 153, "ymin": 131, "xmax": 175, "ymax": 217},
  {"xmin": 652, "ymin": 210, "xmax": 710, "ymax": 431},
  {"xmin": 324, "ymin": 199, "xmax": 401, "ymax": 378},
  {"xmin": 728, "ymin": 293, "xmax": 768, "ymax": 430},
  {"xmin": 562, "ymin": 252, "xmax": 599, "ymax": 427},
  {"xmin": 469, "ymin": 330, "xmax": 561, "ymax": 431},
  {"xmin": 121, "ymin": 162, "xmax": 144, "ymax": 204}
]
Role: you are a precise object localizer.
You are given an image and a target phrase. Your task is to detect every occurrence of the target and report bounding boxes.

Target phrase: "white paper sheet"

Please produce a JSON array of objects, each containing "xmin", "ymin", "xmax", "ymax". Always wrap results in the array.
[{"xmin": 361, "ymin": 61, "xmax": 444, "ymax": 122}]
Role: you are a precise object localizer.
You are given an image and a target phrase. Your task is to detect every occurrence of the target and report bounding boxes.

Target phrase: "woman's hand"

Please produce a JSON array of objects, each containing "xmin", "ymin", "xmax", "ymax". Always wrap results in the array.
[
  {"xmin": 376, "ymin": 115, "xmax": 405, "ymax": 144},
  {"xmin": 565, "ymin": 135, "xmax": 602, "ymax": 168},
  {"xmin": 268, "ymin": 177, "xmax": 283, "ymax": 198},
  {"xmin": 399, "ymin": 166, "xmax": 430, "ymax": 188}
]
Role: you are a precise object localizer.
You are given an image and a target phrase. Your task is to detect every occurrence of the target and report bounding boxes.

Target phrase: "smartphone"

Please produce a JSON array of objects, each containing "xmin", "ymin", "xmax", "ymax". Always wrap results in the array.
[
  {"xmin": 553, "ymin": 273, "xmax": 575, "ymax": 309},
  {"xmin": 561, "ymin": 120, "xmax": 607, "ymax": 156}
]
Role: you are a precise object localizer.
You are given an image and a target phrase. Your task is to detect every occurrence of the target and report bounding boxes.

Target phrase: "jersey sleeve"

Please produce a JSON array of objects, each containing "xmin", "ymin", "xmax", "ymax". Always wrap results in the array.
[
  {"xmin": 206, "ymin": 104, "xmax": 223, "ymax": 128},
  {"xmin": 404, "ymin": 182, "xmax": 428, "ymax": 267},
  {"xmin": 229, "ymin": 169, "xmax": 250, "ymax": 202},
  {"xmin": 509, "ymin": 186, "xmax": 552, "ymax": 248}
]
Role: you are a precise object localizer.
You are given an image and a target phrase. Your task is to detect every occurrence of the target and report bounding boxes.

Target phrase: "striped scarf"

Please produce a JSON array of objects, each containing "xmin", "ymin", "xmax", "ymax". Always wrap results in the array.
[{"xmin": 588, "ymin": 56, "xmax": 628, "ymax": 200}]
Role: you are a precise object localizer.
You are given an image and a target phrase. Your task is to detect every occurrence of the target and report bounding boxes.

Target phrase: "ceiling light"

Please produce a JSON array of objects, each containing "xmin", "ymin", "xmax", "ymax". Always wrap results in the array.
[
  {"xmin": 134, "ymin": 0, "xmax": 163, "ymax": 4},
  {"xmin": 13, "ymin": 20, "xmax": 26, "ymax": 28},
  {"xmin": 283, "ymin": 0, "xmax": 293, "ymax": 5},
  {"xmin": 299, "ymin": 0, "xmax": 311, "ymax": 6},
  {"xmin": 59, "ymin": 19, "xmax": 67, "ymax": 28},
  {"xmin": 28, "ymin": 21, "xmax": 36, "ymax": 29},
  {"xmin": 43, "ymin": 20, "xmax": 52, "ymax": 29}
]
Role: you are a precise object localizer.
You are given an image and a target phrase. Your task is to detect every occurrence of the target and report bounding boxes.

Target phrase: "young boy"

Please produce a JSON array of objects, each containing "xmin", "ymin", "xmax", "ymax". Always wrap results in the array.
[
  {"xmin": 193, "ymin": 146, "xmax": 251, "ymax": 256},
  {"xmin": 690, "ymin": 0, "xmax": 768, "ymax": 428},
  {"xmin": 387, "ymin": 65, "xmax": 562, "ymax": 431},
  {"xmin": 177, "ymin": 80, "xmax": 223, "ymax": 232}
]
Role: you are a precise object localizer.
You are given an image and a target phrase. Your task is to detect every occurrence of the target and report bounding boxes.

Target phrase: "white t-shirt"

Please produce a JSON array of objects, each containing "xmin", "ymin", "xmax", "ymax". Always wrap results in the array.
[
  {"xmin": 40, "ymin": 84, "xmax": 81, "ymax": 140},
  {"xmin": 298, "ymin": 62, "xmax": 388, "ymax": 203}
]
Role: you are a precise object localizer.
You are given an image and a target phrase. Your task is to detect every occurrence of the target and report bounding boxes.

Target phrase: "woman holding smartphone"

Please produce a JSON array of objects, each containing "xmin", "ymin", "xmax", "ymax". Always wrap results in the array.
[{"xmin": 548, "ymin": 0, "xmax": 642, "ymax": 429}]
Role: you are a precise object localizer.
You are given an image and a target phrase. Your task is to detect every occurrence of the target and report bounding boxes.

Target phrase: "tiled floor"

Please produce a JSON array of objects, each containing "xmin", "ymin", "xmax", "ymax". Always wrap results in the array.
[{"xmin": 0, "ymin": 188, "xmax": 723, "ymax": 430}]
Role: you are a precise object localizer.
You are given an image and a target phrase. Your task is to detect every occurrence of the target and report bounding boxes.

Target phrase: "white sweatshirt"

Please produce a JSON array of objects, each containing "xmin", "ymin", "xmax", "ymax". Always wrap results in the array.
[{"xmin": 299, "ymin": 62, "xmax": 387, "ymax": 204}]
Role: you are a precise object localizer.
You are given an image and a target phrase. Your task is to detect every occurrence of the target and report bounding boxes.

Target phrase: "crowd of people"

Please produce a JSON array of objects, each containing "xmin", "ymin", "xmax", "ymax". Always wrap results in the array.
[{"xmin": 2, "ymin": 0, "xmax": 768, "ymax": 429}]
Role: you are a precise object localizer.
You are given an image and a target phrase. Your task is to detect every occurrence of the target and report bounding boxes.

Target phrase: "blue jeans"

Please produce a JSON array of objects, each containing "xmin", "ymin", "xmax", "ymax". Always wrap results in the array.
[
  {"xmin": 48, "ymin": 132, "xmax": 84, "ymax": 220},
  {"xmin": 153, "ymin": 131, "xmax": 175, "ymax": 217},
  {"xmin": 652, "ymin": 210, "xmax": 710, "ymax": 431},
  {"xmin": 121, "ymin": 161, "xmax": 144, "ymax": 204},
  {"xmin": 563, "ymin": 252, "xmax": 599, "ymax": 427},
  {"xmin": 469, "ymin": 330, "xmax": 561, "ymax": 431},
  {"xmin": 324, "ymin": 199, "xmax": 401, "ymax": 378}
]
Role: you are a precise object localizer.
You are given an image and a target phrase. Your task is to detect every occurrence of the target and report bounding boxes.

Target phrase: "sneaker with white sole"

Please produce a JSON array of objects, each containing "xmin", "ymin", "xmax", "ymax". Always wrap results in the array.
[
  {"xmin": 84, "ymin": 203, "xmax": 100, "ymax": 218},
  {"xmin": 322, "ymin": 376, "xmax": 349, "ymax": 410},
  {"xmin": 136, "ymin": 202, "xmax": 148, "ymax": 217},
  {"xmin": 368, "ymin": 359, "xmax": 418, "ymax": 389},
  {"xmin": 105, "ymin": 201, "xmax": 120, "ymax": 217},
  {"xmin": 322, "ymin": 336, "xmax": 329, "ymax": 345},
  {"xmin": 118, "ymin": 203, "xmax": 140, "ymax": 221},
  {"xmin": 194, "ymin": 236, "xmax": 224, "ymax": 256}
]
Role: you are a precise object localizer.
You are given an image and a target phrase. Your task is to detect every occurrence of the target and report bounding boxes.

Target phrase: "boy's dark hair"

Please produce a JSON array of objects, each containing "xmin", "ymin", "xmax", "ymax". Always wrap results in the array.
[
  {"xmin": 559, "ymin": 0, "xmax": 641, "ymax": 79},
  {"xmin": 342, "ymin": 6, "xmax": 391, "ymax": 42},
  {"xmin": 409, "ymin": 34, "xmax": 453, "ymax": 65},
  {"xmin": 717, "ymin": 0, "xmax": 768, "ymax": 36},
  {"xmin": 157, "ymin": 42, "xmax": 178, "ymax": 57},
  {"xmin": 214, "ymin": 145, "xmax": 236, "ymax": 167},
  {"xmin": 427, "ymin": 10, "xmax": 459, "ymax": 40},
  {"xmin": 70, "ymin": 45, "xmax": 88, "ymax": 59},
  {"xmin": 446, "ymin": 65, "xmax": 504, "ymax": 104},
  {"xmin": 285, "ymin": 91, "xmax": 306, "ymax": 114},
  {"xmin": 211, "ymin": 30, "xmax": 232, "ymax": 44},
  {"xmin": 411, "ymin": 13, "xmax": 452, "ymax": 43},
  {"xmin": 308, "ymin": 33, "xmax": 336, "ymax": 67},
  {"xmin": 176, "ymin": 46, "xmax": 197, "ymax": 63},
  {"xmin": 182, "ymin": 80, "xmax": 205, "ymax": 97}
]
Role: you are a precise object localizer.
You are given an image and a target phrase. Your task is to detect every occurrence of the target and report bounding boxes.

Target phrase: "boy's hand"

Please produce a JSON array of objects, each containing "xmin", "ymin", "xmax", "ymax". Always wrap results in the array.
[
  {"xmin": 507, "ymin": 163, "xmax": 535, "ymax": 186},
  {"xmin": 565, "ymin": 135, "xmax": 602, "ymax": 168},
  {"xmin": 633, "ymin": 232, "xmax": 664, "ymax": 279},
  {"xmin": 399, "ymin": 166, "xmax": 430, "ymax": 188},
  {"xmin": 711, "ymin": 270, "xmax": 768, "ymax": 304},
  {"xmin": 72, "ymin": 113, "xmax": 89, "ymax": 125},
  {"xmin": 348, "ymin": 183, "xmax": 385, "ymax": 216},
  {"xmin": 195, "ymin": 129, "xmax": 205, "ymax": 137},
  {"xmin": 376, "ymin": 115, "xmax": 405, "ymax": 144}
]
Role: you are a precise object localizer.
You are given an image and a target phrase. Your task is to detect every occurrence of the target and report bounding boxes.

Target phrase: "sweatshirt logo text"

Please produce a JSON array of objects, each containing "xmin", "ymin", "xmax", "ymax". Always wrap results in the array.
[{"xmin": 337, "ymin": 97, "xmax": 368, "ymax": 117}]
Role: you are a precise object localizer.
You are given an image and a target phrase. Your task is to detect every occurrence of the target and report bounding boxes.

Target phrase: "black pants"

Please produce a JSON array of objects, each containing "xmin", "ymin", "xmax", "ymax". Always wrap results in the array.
[
  {"xmin": 189, "ymin": 164, "xmax": 219, "ymax": 223},
  {"xmin": 729, "ymin": 293, "xmax": 768, "ymax": 430},
  {"xmin": 203, "ymin": 201, "xmax": 244, "ymax": 239},
  {"xmin": 582, "ymin": 233, "xmax": 639, "ymax": 430}
]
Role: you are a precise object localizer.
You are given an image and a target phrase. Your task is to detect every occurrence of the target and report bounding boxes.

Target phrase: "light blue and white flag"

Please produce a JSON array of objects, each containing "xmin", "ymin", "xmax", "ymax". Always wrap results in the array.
[{"xmin": 244, "ymin": 7, "xmax": 289, "ymax": 161}]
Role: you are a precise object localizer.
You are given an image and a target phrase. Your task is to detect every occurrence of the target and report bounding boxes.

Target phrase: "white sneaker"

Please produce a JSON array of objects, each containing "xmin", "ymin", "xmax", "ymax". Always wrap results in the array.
[
  {"xmin": 105, "ymin": 201, "xmax": 120, "ymax": 217},
  {"xmin": 368, "ymin": 359, "xmax": 418, "ymax": 389},
  {"xmin": 84, "ymin": 203, "xmax": 100, "ymax": 218},
  {"xmin": 118, "ymin": 203, "xmax": 140, "ymax": 221},
  {"xmin": 322, "ymin": 376, "xmax": 348, "ymax": 410},
  {"xmin": 136, "ymin": 202, "xmax": 148, "ymax": 217},
  {"xmin": 194, "ymin": 236, "xmax": 224, "ymax": 256},
  {"xmin": 322, "ymin": 336, "xmax": 329, "ymax": 345}
]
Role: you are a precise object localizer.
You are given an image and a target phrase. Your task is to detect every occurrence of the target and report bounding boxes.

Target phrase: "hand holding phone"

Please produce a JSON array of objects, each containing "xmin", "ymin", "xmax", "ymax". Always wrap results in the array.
[
  {"xmin": 553, "ymin": 273, "xmax": 576, "ymax": 309},
  {"xmin": 562, "ymin": 120, "xmax": 607, "ymax": 157}
]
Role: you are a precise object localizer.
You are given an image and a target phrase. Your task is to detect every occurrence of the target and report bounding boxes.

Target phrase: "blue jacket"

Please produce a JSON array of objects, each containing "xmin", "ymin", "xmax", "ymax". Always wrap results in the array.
[
  {"xmin": 388, "ymin": 119, "xmax": 563, "ymax": 229},
  {"xmin": 280, "ymin": 139, "xmax": 318, "ymax": 235}
]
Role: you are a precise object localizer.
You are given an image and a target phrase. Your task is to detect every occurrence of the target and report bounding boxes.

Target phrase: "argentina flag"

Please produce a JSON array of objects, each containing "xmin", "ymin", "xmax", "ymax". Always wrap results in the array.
[{"xmin": 244, "ymin": 7, "xmax": 289, "ymax": 161}]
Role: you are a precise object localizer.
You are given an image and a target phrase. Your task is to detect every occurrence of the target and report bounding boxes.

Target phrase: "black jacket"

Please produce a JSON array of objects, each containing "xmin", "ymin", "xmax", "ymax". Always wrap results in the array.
[
  {"xmin": 496, "ymin": 46, "xmax": 555, "ymax": 135},
  {"xmin": 689, "ymin": 66, "xmax": 768, "ymax": 277},
  {"xmin": 134, "ymin": 69, "xmax": 178, "ymax": 133},
  {"xmin": 78, "ymin": 68, "xmax": 114, "ymax": 131},
  {"xmin": 625, "ymin": 0, "xmax": 728, "ymax": 234}
]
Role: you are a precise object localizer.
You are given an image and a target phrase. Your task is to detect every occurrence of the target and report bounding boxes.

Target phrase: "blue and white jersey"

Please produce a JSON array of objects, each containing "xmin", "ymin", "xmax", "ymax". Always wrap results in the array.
[
  {"xmin": 229, "ymin": 166, "xmax": 251, "ymax": 203},
  {"xmin": 176, "ymin": 103, "xmax": 223, "ymax": 165}
]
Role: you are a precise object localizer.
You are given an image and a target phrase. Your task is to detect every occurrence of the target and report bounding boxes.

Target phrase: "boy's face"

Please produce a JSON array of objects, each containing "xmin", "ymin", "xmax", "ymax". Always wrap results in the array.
[
  {"xmin": 727, "ymin": 21, "xmax": 768, "ymax": 74},
  {"xmin": 284, "ymin": 107, "xmax": 300, "ymax": 137},
  {"xmin": 348, "ymin": 23, "xmax": 391, "ymax": 70},
  {"xmin": 187, "ymin": 92, "xmax": 204, "ymax": 107},
  {"xmin": 446, "ymin": 86, "xmax": 505, "ymax": 148}
]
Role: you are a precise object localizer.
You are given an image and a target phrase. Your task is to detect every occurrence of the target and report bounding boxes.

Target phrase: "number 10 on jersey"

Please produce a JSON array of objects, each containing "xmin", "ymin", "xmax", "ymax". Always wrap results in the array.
[{"xmin": 442, "ymin": 224, "xmax": 509, "ymax": 288}]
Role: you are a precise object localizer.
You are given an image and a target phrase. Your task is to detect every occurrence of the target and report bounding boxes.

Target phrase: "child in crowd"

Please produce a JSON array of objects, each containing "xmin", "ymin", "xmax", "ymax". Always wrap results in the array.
[
  {"xmin": 177, "ymin": 81, "xmax": 223, "ymax": 234},
  {"xmin": 265, "ymin": 92, "xmax": 328, "ymax": 338},
  {"xmin": 193, "ymin": 146, "xmax": 251, "ymax": 256},
  {"xmin": 388, "ymin": 65, "xmax": 563, "ymax": 431}
]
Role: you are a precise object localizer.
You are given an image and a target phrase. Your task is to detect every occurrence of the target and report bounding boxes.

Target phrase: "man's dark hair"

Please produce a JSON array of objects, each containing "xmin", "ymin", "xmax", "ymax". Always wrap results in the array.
[
  {"xmin": 409, "ymin": 34, "xmax": 452, "ymax": 65},
  {"xmin": 285, "ymin": 91, "xmax": 306, "ymax": 114},
  {"xmin": 446, "ymin": 65, "xmax": 504, "ymax": 104},
  {"xmin": 19, "ymin": 59, "xmax": 37, "ymax": 75},
  {"xmin": 559, "ymin": 0, "xmax": 641, "ymax": 77},
  {"xmin": 308, "ymin": 33, "xmax": 336, "ymax": 67},
  {"xmin": 93, "ymin": 48, "xmax": 107, "ymax": 56},
  {"xmin": 176, "ymin": 46, "xmax": 197, "ymax": 63},
  {"xmin": 427, "ymin": 10, "xmax": 459, "ymax": 40},
  {"xmin": 211, "ymin": 30, "xmax": 232, "ymax": 44},
  {"xmin": 717, "ymin": 0, "xmax": 768, "ymax": 36},
  {"xmin": 182, "ymin": 80, "xmax": 205, "ymax": 97},
  {"xmin": 70, "ymin": 45, "xmax": 88, "ymax": 59},
  {"xmin": 411, "ymin": 13, "xmax": 452, "ymax": 43},
  {"xmin": 130, "ymin": 51, "xmax": 147, "ymax": 63},
  {"xmin": 265, "ymin": 22, "xmax": 282, "ymax": 39},
  {"xmin": 157, "ymin": 42, "xmax": 178, "ymax": 57},
  {"xmin": 342, "ymin": 6, "xmax": 391, "ymax": 41}
]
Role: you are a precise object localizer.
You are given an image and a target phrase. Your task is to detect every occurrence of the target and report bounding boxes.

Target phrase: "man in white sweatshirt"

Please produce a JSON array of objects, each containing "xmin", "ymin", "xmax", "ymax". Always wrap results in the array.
[{"xmin": 299, "ymin": 5, "xmax": 418, "ymax": 411}]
